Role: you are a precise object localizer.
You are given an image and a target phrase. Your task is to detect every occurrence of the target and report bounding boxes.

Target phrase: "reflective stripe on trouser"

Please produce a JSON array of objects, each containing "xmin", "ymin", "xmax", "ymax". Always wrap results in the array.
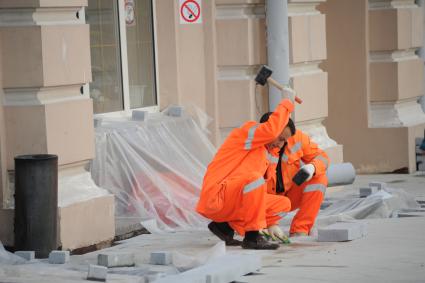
[
  {"xmin": 230, "ymin": 191, "xmax": 291, "ymax": 236},
  {"xmin": 228, "ymin": 176, "xmax": 291, "ymax": 236},
  {"xmin": 285, "ymin": 174, "xmax": 327, "ymax": 234}
]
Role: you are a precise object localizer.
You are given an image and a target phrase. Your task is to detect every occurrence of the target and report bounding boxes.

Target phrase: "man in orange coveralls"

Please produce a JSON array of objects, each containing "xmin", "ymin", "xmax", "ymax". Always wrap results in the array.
[
  {"xmin": 260, "ymin": 114, "xmax": 329, "ymax": 238},
  {"xmin": 196, "ymin": 98, "xmax": 294, "ymax": 250}
]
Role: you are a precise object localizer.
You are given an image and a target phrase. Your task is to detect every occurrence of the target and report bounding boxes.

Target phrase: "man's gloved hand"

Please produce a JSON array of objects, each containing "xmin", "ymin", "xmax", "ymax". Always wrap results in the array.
[
  {"xmin": 293, "ymin": 164, "xmax": 316, "ymax": 185},
  {"xmin": 301, "ymin": 164, "xmax": 315, "ymax": 182},
  {"xmin": 267, "ymin": 225, "xmax": 284, "ymax": 241},
  {"xmin": 260, "ymin": 225, "xmax": 290, "ymax": 244}
]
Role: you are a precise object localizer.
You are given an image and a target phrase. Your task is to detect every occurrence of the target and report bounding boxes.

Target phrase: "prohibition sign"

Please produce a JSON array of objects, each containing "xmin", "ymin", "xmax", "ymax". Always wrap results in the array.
[{"xmin": 180, "ymin": 0, "xmax": 201, "ymax": 23}]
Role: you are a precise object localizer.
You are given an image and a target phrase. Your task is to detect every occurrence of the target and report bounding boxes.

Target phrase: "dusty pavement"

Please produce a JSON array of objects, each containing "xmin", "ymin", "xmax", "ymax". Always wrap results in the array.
[{"xmin": 1, "ymin": 173, "xmax": 424, "ymax": 283}]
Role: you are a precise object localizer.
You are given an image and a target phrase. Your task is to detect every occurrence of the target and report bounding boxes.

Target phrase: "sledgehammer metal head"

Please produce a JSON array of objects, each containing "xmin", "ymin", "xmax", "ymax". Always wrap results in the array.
[
  {"xmin": 255, "ymin": 65, "xmax": 303, "ymax": 104},
  {"xmin": 255, "ymin": 65, "xmax": 273, "ymax": 86}
]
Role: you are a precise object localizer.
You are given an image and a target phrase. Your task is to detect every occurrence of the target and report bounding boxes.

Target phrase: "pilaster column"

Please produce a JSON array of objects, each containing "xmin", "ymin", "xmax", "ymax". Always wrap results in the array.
[
  {"xmin": 215, "ymin": 0, "xmax": 268, "ymax": 142},
  {"xmin": 369, "ymin": 0, "xmax": 425, "ymax": 127},
  {"xmin": 0, "ymin": 0, "xmax": 114, "ymax": 249}
]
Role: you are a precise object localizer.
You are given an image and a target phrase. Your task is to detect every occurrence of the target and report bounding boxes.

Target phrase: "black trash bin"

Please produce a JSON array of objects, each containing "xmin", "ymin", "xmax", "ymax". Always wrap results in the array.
[{"xmin": 14, "ymin": 154, "xmax": 58, "ymax": 258}]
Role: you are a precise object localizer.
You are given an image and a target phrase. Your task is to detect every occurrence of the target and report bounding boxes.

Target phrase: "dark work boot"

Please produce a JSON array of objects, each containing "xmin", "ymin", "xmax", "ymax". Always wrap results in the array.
[
  {"xmin": 208, "ymin": 221, "xmax": 242, "ymax": 246},
  {"xmin": 242, "ymin": 231, "xmax": 279, "ymax": 250}
]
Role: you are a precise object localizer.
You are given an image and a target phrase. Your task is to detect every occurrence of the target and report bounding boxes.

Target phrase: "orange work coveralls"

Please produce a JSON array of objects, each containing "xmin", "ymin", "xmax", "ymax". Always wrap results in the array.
[
  {"xmin": 196, "ymin": 99, "xmax": 294, "ymax": 236},
  {"xmin": 268, "ymin": 130, "xmax": 329, "ymax": 235}
]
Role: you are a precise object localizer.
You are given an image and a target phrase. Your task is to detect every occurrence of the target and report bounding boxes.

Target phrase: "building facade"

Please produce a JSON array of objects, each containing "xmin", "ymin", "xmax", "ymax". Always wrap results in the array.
[{"xmin": 0, "ymin": 0, "xmax": 423, "ymax": 250}]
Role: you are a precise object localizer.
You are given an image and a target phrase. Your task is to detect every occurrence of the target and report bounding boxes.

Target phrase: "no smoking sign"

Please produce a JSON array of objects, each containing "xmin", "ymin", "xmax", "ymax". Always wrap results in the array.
[{"xmin": 179, "ymin": 0, "xmax": 202, "ymax": 24}]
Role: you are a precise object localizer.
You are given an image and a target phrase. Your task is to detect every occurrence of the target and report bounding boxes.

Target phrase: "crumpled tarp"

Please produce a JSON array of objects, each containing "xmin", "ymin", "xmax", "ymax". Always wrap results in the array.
[
  {"xmin": 0, "ymin": 242, "xmax": 26, "ymax": 265},
  {"xmin": 90, "ymin": 110, "xmax": 214, "ymax": 233},
  {"xmin": 279, "ymin": 186, "xmax": 420, "ymax": 233}
]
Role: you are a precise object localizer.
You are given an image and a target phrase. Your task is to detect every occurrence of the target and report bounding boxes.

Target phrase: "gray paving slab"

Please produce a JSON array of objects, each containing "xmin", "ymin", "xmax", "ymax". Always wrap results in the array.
[
  {"xmin": 359, "ymin": 187, "xmax": 377, "ymax": 198},
  {"xmin": 48, "ymin": 251, "xmax": 70, "ymax": 264},
  {"xmin": 14, "ymin": 251, "xmax": 35, "ymax": 261},
  {"xmin": 98, "ymin": 252, "xmax": 135, "ymax": 268},
  {"xmin": 318, "ymin": 221, "xmax": 367, "ymax": 242},
  {"xmin": 87, "ymin": 264, "xmax": 107, "ymax": 282},
  {"xmin": 368, "ymin": 181, "xmax": 387, "ymax": 190},
  {"xmin": 150, "ymin": 251, "xmax": 172, "ymax": 265}
]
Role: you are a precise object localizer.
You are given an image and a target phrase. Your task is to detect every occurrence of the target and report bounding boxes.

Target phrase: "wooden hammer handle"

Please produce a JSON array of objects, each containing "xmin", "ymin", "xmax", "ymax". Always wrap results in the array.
[
  {"xmin": 267, "ymin": 77, "xmax": 303, "ymax": 104},
  {"xmin": 267, "ymin": 77, "xmax": 284, "ymax": 91},
  {"xmin": 294, "ymin": 96, "xmax": 303, "ymax": 104}
]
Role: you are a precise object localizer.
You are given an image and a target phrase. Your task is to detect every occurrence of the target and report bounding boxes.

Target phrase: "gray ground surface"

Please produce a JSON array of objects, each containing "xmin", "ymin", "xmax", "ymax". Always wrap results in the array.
[{"xmin": 1, "ymin": 174, "xmax": 424, "ymax": 282}]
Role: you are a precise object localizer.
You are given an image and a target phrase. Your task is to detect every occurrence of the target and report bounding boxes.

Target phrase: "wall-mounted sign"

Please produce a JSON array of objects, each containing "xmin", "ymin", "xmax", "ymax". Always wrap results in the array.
[
  {"xmin": 125, "ymin": 0, "xmax": 135, "ymax": 26},
  {"xmin": 179, "ymin": 0, "xmax": 202, "ymax": 24}
]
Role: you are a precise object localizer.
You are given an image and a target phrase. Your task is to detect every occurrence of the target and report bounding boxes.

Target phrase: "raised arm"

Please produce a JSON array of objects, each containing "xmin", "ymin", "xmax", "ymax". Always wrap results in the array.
[{"xmin": 243, "ymin": 99, "xmax": 294, "ymax": 150}]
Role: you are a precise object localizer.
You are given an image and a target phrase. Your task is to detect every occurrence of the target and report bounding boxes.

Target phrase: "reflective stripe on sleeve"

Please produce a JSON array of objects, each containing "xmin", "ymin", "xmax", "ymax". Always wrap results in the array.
[
  {"xmin": 290, "ymin": 142, "xmax": 302, "ymax": 154},
  {"xmin": 267, "ymin": 152, "xmax": 279, "ymax": 164},
  {"xmin": 244, "ymin": 124, "xmax": 259, "ymax": 150},
  {"xmin": 314, "ymin": 155, "xmax": 329, "ymax": 168},
  {"xmin": 281, "ymin": 154, "xmax": 289, "ymax": 162},
  {"xmin": 243, "ymin": 177, "xmax": 265, "ymax": 194}
]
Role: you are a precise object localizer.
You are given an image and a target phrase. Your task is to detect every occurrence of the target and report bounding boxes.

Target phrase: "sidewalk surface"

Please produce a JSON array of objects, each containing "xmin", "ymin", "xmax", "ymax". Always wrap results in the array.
[{"xmin": 1, "ymin": 174, "xmax": 424, "ymax": 282}]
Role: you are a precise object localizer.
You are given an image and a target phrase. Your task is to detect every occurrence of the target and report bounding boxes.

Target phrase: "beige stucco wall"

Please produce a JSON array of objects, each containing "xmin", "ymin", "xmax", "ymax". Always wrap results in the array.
[
  {"xmin": 156, "ymin": 0, "xmax": 221, "ymax": 142},
  {"xmin": 322, "ymin": 0, "xmax": 425, "ymax": 173},
  {"xmin": 156, "ymin": 0, "xmax": 342, "ymax": 163},
  {"xmin": 59, "ymin": 194, "xmax": 115, "ymax": 250}
]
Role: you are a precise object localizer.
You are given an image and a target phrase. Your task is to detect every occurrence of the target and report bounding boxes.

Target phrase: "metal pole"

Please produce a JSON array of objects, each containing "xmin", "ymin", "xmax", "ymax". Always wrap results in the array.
[{"xmin": 266, "ymin": 0, "xmax": 290, "ymax": 111}]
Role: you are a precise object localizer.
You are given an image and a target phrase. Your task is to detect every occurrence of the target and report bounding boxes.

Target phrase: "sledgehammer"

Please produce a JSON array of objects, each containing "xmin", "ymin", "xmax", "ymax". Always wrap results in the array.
[{"xmin": 255, "ymin": 65, "xmax": 303, "ymax": 104}]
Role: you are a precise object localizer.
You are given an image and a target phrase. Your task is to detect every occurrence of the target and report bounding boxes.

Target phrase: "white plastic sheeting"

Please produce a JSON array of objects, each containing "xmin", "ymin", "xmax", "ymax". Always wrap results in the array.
[
  {"xmin": 279, "ymin": 186, "xmax": 420, "ymax": 233},
  {"xmin": 90, "ymin": 111, "xmax": 214, "ymax": 233},
  {"xmin": 0, "ymin": 242, "xmax": 26, "ymax": 265},
  {"xmin": 172, "ymin": 241, "xmax": 226, "ymax": 272},
  {"xmin": 59, "ymin": 172, "xmax": 111, "ymax": 208}
]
